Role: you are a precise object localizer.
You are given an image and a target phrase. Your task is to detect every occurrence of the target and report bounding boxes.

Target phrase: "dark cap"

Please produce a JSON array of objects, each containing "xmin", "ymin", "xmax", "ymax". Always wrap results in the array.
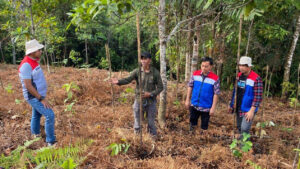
[{"xmin": 141, "ymin": 52, "xmax": 151, "ymax": 59}]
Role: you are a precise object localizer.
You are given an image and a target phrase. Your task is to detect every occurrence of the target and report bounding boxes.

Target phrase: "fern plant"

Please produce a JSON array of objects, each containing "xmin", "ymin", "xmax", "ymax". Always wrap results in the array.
[{"xmin": 0, "ymin": 138, "xmax": 93, "ymax": 169}]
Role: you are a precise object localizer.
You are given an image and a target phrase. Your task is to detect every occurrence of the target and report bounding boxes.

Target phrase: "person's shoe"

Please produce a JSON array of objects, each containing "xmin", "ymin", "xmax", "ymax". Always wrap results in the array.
[
  {"xmin": 134, "ymin": 129, "xmax": 141, "ymax": 135},
  {"xmin": 189, "ymin": 125, "xmax": 195, "ymax": 134},
  {"xmin": 47, "ymin": 141, "xmax": 57, "ymax": 147},
  {"xmin": 31, "ymin": 134, "xmax": 41, "ymax": 139}
]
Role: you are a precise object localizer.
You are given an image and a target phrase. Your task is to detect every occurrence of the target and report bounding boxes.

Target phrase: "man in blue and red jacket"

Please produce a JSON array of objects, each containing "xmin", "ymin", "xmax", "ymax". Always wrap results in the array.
[
  {"xmin": 185, "ymin": 57, "xmax": 220, "ymax": 132},
  {"xmin": 19, "ymin": 39, "xmax": 56, "ymax": 146},
  {"xmin": 229, "ymin": 56, "xmax": 263, "ymax": 138}
]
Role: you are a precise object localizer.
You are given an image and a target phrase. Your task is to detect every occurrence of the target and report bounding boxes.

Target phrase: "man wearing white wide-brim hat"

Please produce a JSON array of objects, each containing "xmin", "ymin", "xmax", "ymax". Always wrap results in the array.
[
  {"xmin": 18, "ymin": 39, "xmax": 56, "ymax": 146},
  {"xmin": 229, "ymin": 56, "xmax": 263, "ymax": 139}
]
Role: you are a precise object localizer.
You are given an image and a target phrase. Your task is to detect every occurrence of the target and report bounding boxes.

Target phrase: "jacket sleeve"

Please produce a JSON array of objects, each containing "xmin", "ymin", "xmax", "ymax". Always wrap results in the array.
[{"xmin": 117, "ymin": 69, "xmax": 138, "ymax": 85}]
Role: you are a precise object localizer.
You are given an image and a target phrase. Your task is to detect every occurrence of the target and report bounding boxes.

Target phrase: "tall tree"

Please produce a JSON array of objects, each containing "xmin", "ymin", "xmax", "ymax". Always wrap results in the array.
[
  {"xmin": 191, "ymin": 20, "xmax": 200, "ymax": 73},
  {"xmin": 158, "ymin": 0, "xmax": 167, "ymax": 127},
  {"xmin": 282, "ymin": 14, "xmax": 300, "ymax": 96}
]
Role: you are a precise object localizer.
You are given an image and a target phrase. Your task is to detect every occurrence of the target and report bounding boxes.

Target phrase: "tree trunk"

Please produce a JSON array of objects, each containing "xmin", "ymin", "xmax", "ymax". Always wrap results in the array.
[
  {"xmin": 85, "ymin": 38, "xmax": 88, "ymax": 64},
  {"xmin": 184, "ymin": 21, "xmax": 193, "ymax": 82},
  {"xmin": 105, "ymin": 44, "xmax": 115, "ymax": 115},
  {"xmin": 44, "ymin": 43, "xmax": 50, "ymax": 73},
  {"xmin": 158, "ymin": 0, "xmax": 167, "ymax": 128},
  {"xmin": 12, "ymin": 38, "xmax": 16, "ymax": 65},
  {"xmin": 245, "ymin": 20, "xmax": 254, "ymax": 56},
  {"xmin": 282, "ymin": 15, "xmax": 300, "ymax": 96},
  {"xmin": 29, "ymin": 0, "xmax": 35, "ymax": 37},
  {"xmin": 216, "ymin": 38, "xmax": 225, "ymax": 77},
  {"xmin": 191, "ymin": 20, "xmax": 200, "ymax": 74},
  {"xmin": 176, "ymin": 35, "xmax": 180, "ymax": 100},
  {"xmin": 0, "ymin": 41, "xmax": 5, "ymax": 63}
]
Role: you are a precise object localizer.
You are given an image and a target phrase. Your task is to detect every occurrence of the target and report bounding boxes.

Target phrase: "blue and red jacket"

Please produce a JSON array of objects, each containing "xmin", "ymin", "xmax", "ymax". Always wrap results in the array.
[
  {"xmin": 230, "ymin": 71, "xmax": 260, "ymax": 113},
  {"xmin": 191, "ymin": 70, "xmax": 219, "ymax": 108}
]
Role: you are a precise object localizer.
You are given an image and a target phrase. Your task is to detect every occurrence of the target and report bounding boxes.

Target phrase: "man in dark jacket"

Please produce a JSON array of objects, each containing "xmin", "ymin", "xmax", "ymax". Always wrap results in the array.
[{"xmin": 111, "ymin": 52, "xmax": 163, "ymax": 136}]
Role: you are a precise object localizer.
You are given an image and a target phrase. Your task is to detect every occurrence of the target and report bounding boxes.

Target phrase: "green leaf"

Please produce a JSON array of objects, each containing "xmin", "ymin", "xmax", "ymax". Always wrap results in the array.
[
  {"xmin": 243, "ymin": 1, "xmax": 255, "ymax": 18},
  {"xmin": 241, "ymin": 141, "xmax": 253, "ymax": 152},
  {"xmin": 196, "ymin": 0, "xmax": 204, "ymax": 8},
  {"xmin": 230, "ymin": 139, "xmax": 237, "ymax": 149},
  {"xmin": 242, "ymin": 133, "xmax": 251, "ymax": 142},
  {"xmin": 15, "ymin": 99, "xmax": 21, "ymax": 104},
  {"xmin": 233, "ymin": 149, "xmax": 242, "ymax": 158},
  {"xmin": 61, "ymin": 158, "xmax": 77, "ymax": 169},
  {"xmin": 203, "ymin": 0, "xmax": 213, "ymax": 10},
  {"xmin": 123, "ymin": 144, "xmax": 130, "ymax": 153}
]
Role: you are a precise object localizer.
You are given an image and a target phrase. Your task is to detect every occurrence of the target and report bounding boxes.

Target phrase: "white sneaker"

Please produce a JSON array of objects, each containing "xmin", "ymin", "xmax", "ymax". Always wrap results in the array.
[{"xmin": 47, "ymin": 141, "xmax": 57, "ymax": 147}]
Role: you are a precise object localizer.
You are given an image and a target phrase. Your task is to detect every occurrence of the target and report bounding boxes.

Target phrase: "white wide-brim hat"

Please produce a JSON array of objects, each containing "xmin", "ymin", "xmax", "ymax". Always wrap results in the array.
[
  {"xmin": 25, "ymin": 39, "xmax": 44, "ymax": 55},
  {"xmin": 239, "ymin": 56, "xmax": 253, "ymax": 67}
]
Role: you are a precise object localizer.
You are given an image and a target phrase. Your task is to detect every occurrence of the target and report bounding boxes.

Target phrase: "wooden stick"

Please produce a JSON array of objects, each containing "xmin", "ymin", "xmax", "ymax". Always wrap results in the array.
[
  {"xmin": 267, "ymin": 70, "xmax": 273, "ymax": 98},
  {"xmin": 259, "ymin": 65, "xmax": 269, "ymax": 137},
  {"xmin": 105, "ymin": 44, "xmax": 115, "ymax": 115},
  {"xmin": 232, "ymin": 14, "xmax": 243, "ymax": 138},
  {"xmin": 136, "ymin": 12, "xmax": 143, "ymax": 146}
]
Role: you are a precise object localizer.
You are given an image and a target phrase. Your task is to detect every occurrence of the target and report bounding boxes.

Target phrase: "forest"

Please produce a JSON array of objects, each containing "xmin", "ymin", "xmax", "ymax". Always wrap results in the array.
[{"xmin": 0, "ymin": 0, "xmax": 300, "ymax": 168}]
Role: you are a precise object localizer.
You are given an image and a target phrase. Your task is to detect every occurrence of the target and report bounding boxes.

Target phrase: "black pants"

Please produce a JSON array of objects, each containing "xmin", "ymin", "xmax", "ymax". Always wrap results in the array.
[{"xmin": 189, "ymin": 106, "xmax": 210, "ymax": 130}]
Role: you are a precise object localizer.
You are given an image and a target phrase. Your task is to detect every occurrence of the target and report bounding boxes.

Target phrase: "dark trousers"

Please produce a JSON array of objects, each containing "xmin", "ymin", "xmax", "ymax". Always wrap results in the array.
[{"xmin": 189, "ymin": 106, "xmax": 210, "ymax": 130}]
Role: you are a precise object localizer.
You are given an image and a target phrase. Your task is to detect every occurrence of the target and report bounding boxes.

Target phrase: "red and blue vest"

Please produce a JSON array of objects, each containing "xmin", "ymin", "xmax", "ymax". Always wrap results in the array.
[
  {"xmin": 237, "ymin": 71, "xmax": 260, "ymax": 112},
  {"xmin": 191, "ymin": 70, "xmax": 219, "ymax": 108},
  {"xmin": 18, "ymin": 56, "xmax": 47, "ymax": 100}
]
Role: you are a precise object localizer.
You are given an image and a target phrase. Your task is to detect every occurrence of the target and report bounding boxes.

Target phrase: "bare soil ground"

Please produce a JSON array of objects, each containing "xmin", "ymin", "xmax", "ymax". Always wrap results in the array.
[{"xmin": 0, "ymin": 64, "xmax": 299, "ymax": 168}]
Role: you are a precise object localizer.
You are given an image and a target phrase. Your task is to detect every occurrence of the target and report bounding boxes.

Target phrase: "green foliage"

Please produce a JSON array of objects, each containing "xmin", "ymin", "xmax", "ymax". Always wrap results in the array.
[
  {"xmin": 99, "ymin": 57, "xmax": 109, "ymax": 69},
  {"xmin": 4, "ymin": 84, "xmax": 13, "ymax": 94},
  {"xmin": 62, "ymin": 82, "xmax": 80, "ymax": 114},
  {"xmin": 0, "ymin": 138, "xmax": 93, "ymax": 169},
  {"xmin": 229, "ymin": 133, "xmax": 253, "ymax": 158},
  {"xmin": 15, "ymin": 99, "xmax": 21, "ymax": 104},
  {"xmin": 0, "ymin": 137, "xmax": 40, "ymax": 168},
  {"xmin": 173, "ymin": 100, "xmax": 180, "ymax": 107},
  {"xmin": 289, "ymin": 97, "xmax": 300, "ymax": 107},
  {"xmin": 258, "ymin": 23, "xmax": 289, "ymax": 40},
  {"xmin": 280, "ymin": 126, "xmax": 294, "ymax": 132},
  {"xmin": 61, "ymin": 158, "xmax": 77, "ymax": 169},
  {"xmin": 203, "ymin": 0, "xmax": 213, "ymax": 10},
  {"xmin": 64, "ymin": 102, "xmax": 76, "ymax": 113},
  {"xmin": 69, "ymin": 50, "xmax": 82, "ymax": 66},
  {"xmin": 62, "ymin": 82, "xmax": 80, "ymax": 103},
  {"xmin": 118, "ymin": 87, "xmax": 134, "ymax": 103},
  {"xmin": 246, "ymin": 160, "xmax": 265, "ymax": 169},
  {"xmin": 106, "ymin": 138, "xmax": 130, "ymax": 156},
  {"xmin": 282, "ymin": 82, "xmax": 297, "ymax": 98}
]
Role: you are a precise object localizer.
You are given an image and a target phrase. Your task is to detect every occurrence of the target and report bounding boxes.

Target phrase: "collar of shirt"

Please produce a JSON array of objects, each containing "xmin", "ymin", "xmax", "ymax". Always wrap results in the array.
[
  {"xmin": 141, "ymin": 66, "xmax": 152, "ymax": 73},
  {"xmin": 201, "ymin": 71, "xmax": 210, "ymax": 77},
  {"xmin": 26, "ymin": 55, "xmax": 39, "ymax": 62}
]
